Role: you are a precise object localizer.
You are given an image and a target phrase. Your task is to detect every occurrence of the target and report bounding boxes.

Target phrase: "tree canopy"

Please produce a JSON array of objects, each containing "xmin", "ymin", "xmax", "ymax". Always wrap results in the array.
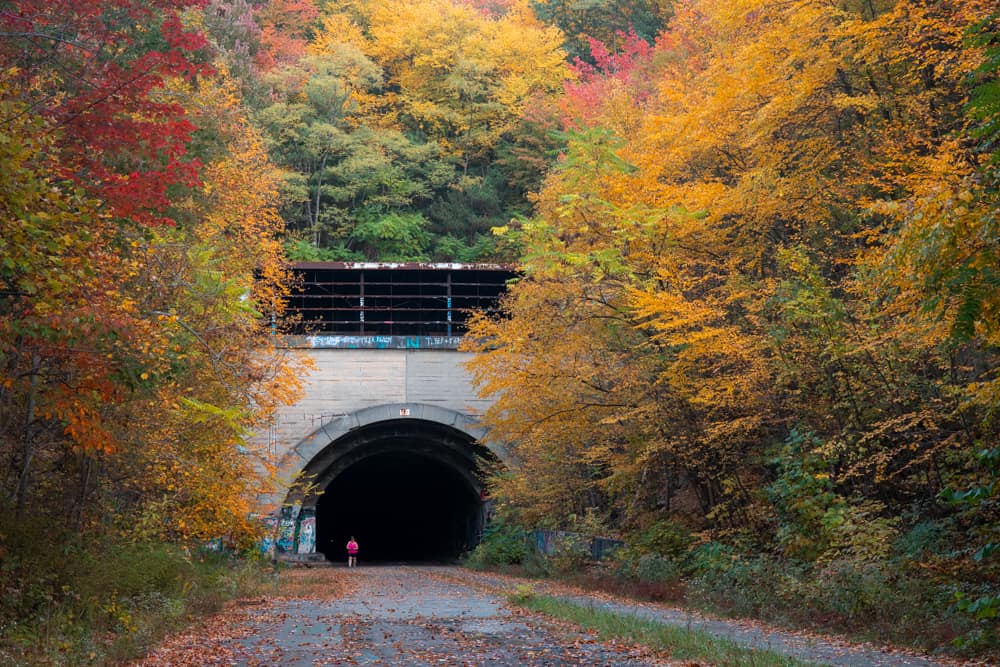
[
  {"xmin": 1, "ymin": 0, "xmax": 304, "ymax": 545},
  {"xmin": 464, "ymin": 1, "xmax": 1000, "ymax": 621}
]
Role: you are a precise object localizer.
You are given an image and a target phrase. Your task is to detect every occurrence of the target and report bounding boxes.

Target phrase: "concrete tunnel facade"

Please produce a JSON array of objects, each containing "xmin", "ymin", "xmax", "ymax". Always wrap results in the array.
[
  {"xmin": 255, "ymin": 263, "xmax": 516, "ymax": 562},
  {"xmin": 273, "ymin": 403, "xmax": 510, "ymax": 562},
  {"xmin": 253, "ymin": 343, "xmax": 512, "ymax": 563}
]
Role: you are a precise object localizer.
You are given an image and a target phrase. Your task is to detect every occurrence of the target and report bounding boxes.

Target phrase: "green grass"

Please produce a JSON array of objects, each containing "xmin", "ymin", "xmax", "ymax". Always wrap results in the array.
[{"xmin": 511, "ymin": 589, "xmax": 824, "ymax": 667}]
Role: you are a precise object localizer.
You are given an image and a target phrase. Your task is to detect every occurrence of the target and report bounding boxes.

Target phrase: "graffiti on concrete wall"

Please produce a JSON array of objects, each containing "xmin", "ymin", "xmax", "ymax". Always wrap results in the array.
[
  {"xmin": 259, "ymin": 515, "xmax": 278, "ymax": 555},
  {"xmin": 297, "ymin": 513, "xmax": 316, "ymax": 554},
  {"xmin": 299, "ymin": 335, "xmax": 463, "ymax": 350},
  {"xmin": 277, "ymin": 504, "xmax": 301, "ymax": 553}
]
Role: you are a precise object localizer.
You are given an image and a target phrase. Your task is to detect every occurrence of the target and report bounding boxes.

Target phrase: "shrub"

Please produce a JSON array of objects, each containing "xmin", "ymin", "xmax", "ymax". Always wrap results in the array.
[
  {"xmin": 508, "ymin": 582, "xmax": 537, "ymax": 604},
  {"xmin": 465, "ymin": 521, "xmax": 528, "ymax": 569},
  {"xmin": 684, "ymin": 552, "xmax": 981, "ymax": 651},
  {"xmin": 635, "ymin": 553, "xmax": 683, "ymax": 584},
  {"xmin": 686, "ymin": 541, "xmax": 736, "ymax": 577},
  {"xmin": 520, "ymin": 547, "xmax": 553, "ymax": 578},
  {"xmin": 635, "ymin": 520, "xmax": 694, "ymax": 558},
  {"xmin": 894, "ymin": 520, "xmax": 954, "ymax": 560},
  {"xmin": 610, "ymin": 520, "xmax": 693, "ymax": 582},
  {"xmin": 686, "ymin": 557, "xmax": 793, "ymax": 618},
  {"xmin": 0, "ymin": 510, "xmax": 270, "ymax": 666},
  {"xmin": 766, "ymin": 429, "xmax": 842, "ymax": 561},
  {"xmin": 548, "ymin": 532, "xmax": 591, "ymax": 575}
]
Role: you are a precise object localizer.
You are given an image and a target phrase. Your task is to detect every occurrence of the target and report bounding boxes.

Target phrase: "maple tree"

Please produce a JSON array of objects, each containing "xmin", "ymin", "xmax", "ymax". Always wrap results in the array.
[
  {"xmin": 254, "ymin": 0, "xmax": 321, "ymax": 72},
  {"xmin": 0, "ymin": 1, "xmax": 302, "ymax": 546},
  {"xmin": 0, "ymin": 0, "xmax": 213, "ymax": 227}
]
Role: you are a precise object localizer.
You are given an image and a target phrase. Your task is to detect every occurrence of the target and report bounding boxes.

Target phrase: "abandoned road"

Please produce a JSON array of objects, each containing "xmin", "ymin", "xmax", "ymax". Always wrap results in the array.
[
  {"xmin": 136, "ymin": 565, "xmax": 973, "ymax": 667},
  {"xmin": 135, "ymin": 566, "xmax": 667, "ymax": 666}
]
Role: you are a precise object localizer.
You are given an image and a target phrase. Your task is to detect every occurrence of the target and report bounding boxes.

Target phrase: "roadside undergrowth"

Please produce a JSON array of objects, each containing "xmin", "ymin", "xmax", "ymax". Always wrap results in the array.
[
  {"xmin": 508, "ymin": 586, "xmax": 819, "ymax": 667},
  {"xmin": 0, "ymin": 513, "xmax": 275, "ymax": 667}
]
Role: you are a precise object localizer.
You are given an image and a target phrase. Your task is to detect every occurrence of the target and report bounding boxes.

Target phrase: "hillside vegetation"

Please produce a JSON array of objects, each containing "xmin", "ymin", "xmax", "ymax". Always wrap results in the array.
[{"xmin": 1, "ymin": 0, "xmax": 997, "ymax": 662}]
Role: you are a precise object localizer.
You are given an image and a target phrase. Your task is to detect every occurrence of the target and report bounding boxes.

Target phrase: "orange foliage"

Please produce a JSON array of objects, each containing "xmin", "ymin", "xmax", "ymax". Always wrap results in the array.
[
  {"xmin": 0, "ymin": 61, "xmax": 304, "ymax": 545},
  {"xmin": 466, "ymin": 0, "xmax": 1000, "ymax": 539}
]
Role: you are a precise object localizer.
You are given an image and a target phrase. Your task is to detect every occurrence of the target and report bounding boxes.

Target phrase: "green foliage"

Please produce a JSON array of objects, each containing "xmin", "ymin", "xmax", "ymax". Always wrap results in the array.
[
  {"xmin": 954, "ymin": 589, "xmax": 1000, "ymax": 620},
  {"xmin": 611, "ymin": 520, "xmax": 691, "ymax": 581},
  {"xmin": 284, "ymin": 237, "xmax": 364, "ymax": 261},
  {"xmin": 684, "ymin": 555, "xmax": 978, "ymax": 652},
  {"xmin": 0, "ymin": 510, "xmax": 269, "ymax": 665},
  {"xmin": 941, "ymin": 445, "xmax": 999, "ymax": 646},
  {"xmin": 494, "ymin": 99, "xmax": 566, "ymax": 196},
  {"xmin": 765, "ymin": 429, "xmax": 842, "ymax": 561},
  {"xmin": 766, "ymin": 430, "xmax": 901, "ymax": 563},
  {"xmin": 515, "ymin": 593, "xmax": 815, "ymax": 667},
  {"xmin": 967, "ymin": 11, "xmax": 1000, "ymax": 174},
  {"xmin": 425, "ymin": 169, "xmax": 511, "ymax": 237},
  {"xmin": 893, "ymin": 520, "xmax": 956, "ymax": 560},
  {"xmin": 508, "ymin": 582, "xmax": 538, "ymax": 604},
  {"xmin": 634, "ymin": 520, "xmax": 693, "ymax": 557},
  {"xmin": 686, "ymin": 557, "xmax": 799, "ymax": 620},
  {"xmin": 431, "ymin": 234, "xmax": 498, "ymax": 262},
  {"xmin": 255, "ymin": 51, "xmax": 460, "ymax": 252},
  {"xmin": 686, "ymin": 541, "xmax": 737, "ymax": 577},
  {"xmin": 349, "ymin": 211, "xmax": 432, "ymax": 261},
  {"xmin": 465, "ymin": 521, "xmax": 529, "ymax": 569},
  {"xmin": 807, "ymin": 561, "xmax": 946, "ymax": 628},
  {"xmin": 547, "ymin": 532, "xmax": 592, "ymax": 575},
  {"xmin": 634, "ymin": 553, "xmax": 683, "ymax": 584},
  {"xmin": 252, "ymin": 1, "xmax": 568, "ymax": 261}
]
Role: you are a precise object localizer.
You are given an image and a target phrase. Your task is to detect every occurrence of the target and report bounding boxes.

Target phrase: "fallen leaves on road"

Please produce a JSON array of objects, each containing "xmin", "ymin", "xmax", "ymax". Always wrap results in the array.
[{"xmin": 131, "ymin": 566, "xmax": 670, "ymax": 666}]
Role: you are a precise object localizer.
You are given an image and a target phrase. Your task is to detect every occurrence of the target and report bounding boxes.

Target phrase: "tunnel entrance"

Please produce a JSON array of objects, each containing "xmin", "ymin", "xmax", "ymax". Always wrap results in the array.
[
  {"xmin": 316, "ymin": 450, "xmax": 481, "ymax": 562},
  {"xmin": 305, "ymin": 417, "xmax": 495, "ymax": 563}
]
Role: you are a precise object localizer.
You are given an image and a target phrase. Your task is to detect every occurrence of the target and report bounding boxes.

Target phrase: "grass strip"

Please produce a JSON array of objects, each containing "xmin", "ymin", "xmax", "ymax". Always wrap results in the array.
[{"xmin": 511, "ymin": 589, "xmax": 825, "ymax": 667}]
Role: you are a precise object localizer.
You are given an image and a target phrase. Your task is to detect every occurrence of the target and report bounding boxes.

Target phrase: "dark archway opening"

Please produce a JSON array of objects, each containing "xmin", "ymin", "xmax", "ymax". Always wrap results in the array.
[{"xmin": 315, "ymin": 449, "xmax": 483, "ymax": 562}]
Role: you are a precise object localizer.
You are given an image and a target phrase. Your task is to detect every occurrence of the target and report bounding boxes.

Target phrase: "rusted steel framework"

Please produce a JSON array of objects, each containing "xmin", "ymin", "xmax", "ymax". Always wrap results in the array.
[{"xmin": 286, "ymin": 262, "xmax": 514, "ymax": 337}]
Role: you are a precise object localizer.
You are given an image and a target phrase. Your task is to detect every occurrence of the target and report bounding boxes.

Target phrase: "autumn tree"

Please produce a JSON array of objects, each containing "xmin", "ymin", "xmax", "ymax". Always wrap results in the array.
[
  {"xmin": 260, "ymin": 0, "xmax": 570, "ymax": 260},
  {"xmin": 467, "ymin": 0, "xmax": 1000, "ymax": 563},
  {"xmin": 254, "ymin": 0, "xmax": 321, "ymax": 72},
  {"xmin": 531, "ymin": 0, "xmax": 669, "ymax": 61},
  {"xmin": 0, "ymin": 1, "xmax": 303, "ymax": 545},
  {"xmin": 202, "ymin": 0, "xmax": 263, "ymax": 86},
  {"xmin": 102, "ymin": 82, "xmax": 303, "ymax": 542},
  {"xmin": 0, "ymin": 0, "xmax": 213, "ymax": 227}
]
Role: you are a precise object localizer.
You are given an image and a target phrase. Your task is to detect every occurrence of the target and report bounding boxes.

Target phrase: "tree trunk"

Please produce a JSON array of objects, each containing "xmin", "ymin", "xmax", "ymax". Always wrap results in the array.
[{"xmin": 13, "ymin": 353, "xmax": 41, "ymax": 515}]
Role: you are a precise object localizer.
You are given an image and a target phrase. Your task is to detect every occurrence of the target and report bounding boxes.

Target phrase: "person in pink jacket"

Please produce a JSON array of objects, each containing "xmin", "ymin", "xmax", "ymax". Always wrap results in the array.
[{"xmin": 346, "ymin": 536, "xmax": 359, "ymax": 567}]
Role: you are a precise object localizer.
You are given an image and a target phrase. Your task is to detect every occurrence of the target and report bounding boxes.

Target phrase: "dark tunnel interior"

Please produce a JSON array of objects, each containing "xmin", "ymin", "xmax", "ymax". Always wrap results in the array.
[{"xmin": 315, "ymin": 449, "xmax": 483, "ymax": 563}]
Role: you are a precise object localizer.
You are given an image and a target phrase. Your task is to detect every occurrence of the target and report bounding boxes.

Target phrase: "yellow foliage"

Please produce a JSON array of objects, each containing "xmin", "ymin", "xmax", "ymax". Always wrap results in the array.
[
  {"xmin": 0, "ymin": 67, "xmax": 305, "ymax": 546},
  {"xmin": 466, "ymin": 0, "xmax": 999, "ymax": 535},
  {"xmin": 316, "ymin": 0, "xmax": 568, "ymax": 162}
]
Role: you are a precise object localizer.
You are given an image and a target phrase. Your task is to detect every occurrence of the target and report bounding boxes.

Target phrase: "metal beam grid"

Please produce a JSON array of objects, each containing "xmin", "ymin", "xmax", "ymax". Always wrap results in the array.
[{"xmin": 286, "ymin": 262, "xmax": 515, "ymax": 337}]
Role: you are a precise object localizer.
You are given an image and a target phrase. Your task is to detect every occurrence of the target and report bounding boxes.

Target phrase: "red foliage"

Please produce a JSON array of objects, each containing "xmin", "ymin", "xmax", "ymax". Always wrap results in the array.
[
  {"xmin": 0, "ymin": 0, "xmax": 212, "ymax": 226},
  {"xmin": 253, "ymin": 0, "xmax": 319, "ymax": 71},
  {"xmin": 572, "ymin": 29, "xmax": 654, "ymax": 81},
  {"xmin": 561, "ymin": 29, "xmax": 657, "ymax": 126}
]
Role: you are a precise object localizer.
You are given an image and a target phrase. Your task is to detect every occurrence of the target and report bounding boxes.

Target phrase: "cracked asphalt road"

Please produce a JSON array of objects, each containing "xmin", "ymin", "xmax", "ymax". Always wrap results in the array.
[
  {"xmin": 138, "ymin": 565, "xmax": 972, "ymax": 667},
  {"xmin": 137, "ymin": 566, "xmax": 667, "ymax": 666}
]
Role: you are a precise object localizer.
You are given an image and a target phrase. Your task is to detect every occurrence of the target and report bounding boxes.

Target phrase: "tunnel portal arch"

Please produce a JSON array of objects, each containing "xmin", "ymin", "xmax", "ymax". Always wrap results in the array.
[{"xmin": 278, "ymin": 404, "xmax": 507, "ymax": 562}]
